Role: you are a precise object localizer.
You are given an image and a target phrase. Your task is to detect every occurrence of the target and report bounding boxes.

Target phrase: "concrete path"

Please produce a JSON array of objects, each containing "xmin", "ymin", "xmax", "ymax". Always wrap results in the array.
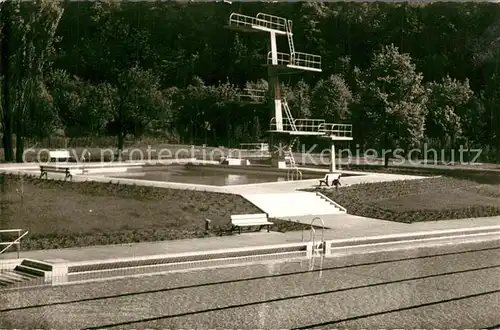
[
  {"xmin": 226, "ymin": 171, "xmax": 427, "ymax": 194},
  {"xmin": 1, "ymin": 216, "xmax": 498, "ymax": 265},
  {"xmin": 284, "ymin": 214, "xmax": 500, "ymax": 238}
]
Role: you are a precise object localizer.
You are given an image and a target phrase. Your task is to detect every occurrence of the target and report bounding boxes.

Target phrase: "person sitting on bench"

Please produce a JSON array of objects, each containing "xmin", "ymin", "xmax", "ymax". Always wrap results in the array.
[
  {"xmin": 332, "ymin": 174, "xmax": 342, "ymax": 191},
  {"xmin": 319, "ymin": 173, "xmax": 342, "ymax": 189}
]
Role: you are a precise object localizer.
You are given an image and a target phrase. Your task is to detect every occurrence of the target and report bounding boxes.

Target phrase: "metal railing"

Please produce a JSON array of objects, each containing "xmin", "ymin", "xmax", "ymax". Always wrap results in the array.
[
  {"xmin": 318, "ymin": 123, "xmax": 353, "ymax": 137},
  {"xmin": 229, "ymin": 13, "xmax": 288, "ymax": 33},
  {"xmin": 294, "ymin": 118, "xmax": 326, "ymax": 132},
  {"xmin": 287, "ymin": 167, "xmax": 302, "ymax": 181},
  {"xmin": 236, "ymin": 88, "xmax": 266, "ymax": 103},
  {"xmin": 0, "ymin": 229, "xmax": 29, "ymax": 258},
  {"xmin": 237, "ymin": 143, "xmax": 271, "ymax": 158},
  {"xmin": 270, "ymin": 117, "xmax": 294, "ymax": 132},
  {"xmin": 290, "ymin": 52, "xmax": 322, "ymax": 71},
  {"xmin": 267, "ymin": 51, "xmax": 290, "ymax": 66},
  {"xmin": 310, "ymin": 217, "xmax": 325, "ymax": 255},
  {"xmin": 270, "ymin": 117, "xmax": 326, "ymax": 133},
  {"xmin": 240, "ymin": 143, "xmax": 269, "ymax": 152},
  {"xmin": 255, "ymin": 13, "xmax": 288, "ymax": 32}
]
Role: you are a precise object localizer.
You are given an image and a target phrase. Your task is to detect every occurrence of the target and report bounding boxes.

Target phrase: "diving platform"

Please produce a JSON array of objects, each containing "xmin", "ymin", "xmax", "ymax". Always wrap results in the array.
[
  {"xmin": 265, "ymin": 52, "xmax": 322, "ymax": 73},
  {"xmin": 269, "ymin": 118, "xmax": 353, "ymax": 140},
  {"xmin": 227, "ymin": 12, "xmax": 322, "ymax": 73},
  {"xmin": 227, "ymin": 13, "xmax": 288, "ymax": 35},
  {"xmin": 235, "ymin": 88, "xmax": 266, "ymax": 104}
]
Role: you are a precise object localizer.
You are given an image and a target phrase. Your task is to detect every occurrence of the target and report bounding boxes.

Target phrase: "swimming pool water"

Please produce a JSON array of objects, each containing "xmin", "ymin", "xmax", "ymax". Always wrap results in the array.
[{"xmin": 108, "ymin": 165, "xmax": 323, "ymax": 186}]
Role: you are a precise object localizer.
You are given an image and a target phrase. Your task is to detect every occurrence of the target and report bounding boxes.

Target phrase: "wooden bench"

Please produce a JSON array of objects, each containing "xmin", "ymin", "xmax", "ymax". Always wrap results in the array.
[
  {"xmin": 39, "ymin": 165, "xmax": 78, "ymax": 180},
  {"xmin": 39, "ymin": 150, "xmax": 77, "ymax": 180},
  {"xmin": 319, "ymin": 173, "xmax": 341, "ymax": 187},
  {"xmin": 231, "ymin": 213, "xmax": 273, "ymax": 234}
]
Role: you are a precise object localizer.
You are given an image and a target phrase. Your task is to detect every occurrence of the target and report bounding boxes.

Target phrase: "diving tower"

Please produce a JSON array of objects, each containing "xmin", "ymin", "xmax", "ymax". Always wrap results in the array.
[{"xmin": 226, "ymin": 12, "xmax": 352, "ymax": 175}]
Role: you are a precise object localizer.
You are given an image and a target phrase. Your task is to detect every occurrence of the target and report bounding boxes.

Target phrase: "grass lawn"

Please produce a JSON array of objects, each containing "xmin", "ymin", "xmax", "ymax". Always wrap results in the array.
[
  {"xmin": 306, "ymin": 173, "xmax": 500, "ymax": 223},
  {"xmin": 0, "ymin": 174, "xmax": 309, "ymax": 251}
]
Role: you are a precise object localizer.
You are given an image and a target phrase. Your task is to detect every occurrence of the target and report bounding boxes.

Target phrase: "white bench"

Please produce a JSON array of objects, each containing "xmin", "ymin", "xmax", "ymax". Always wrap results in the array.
[
  {"xmin": 39, "ymin": 150, "xmax": 77, "ymax": 180},
  {"xmin": 231, "ymin": 213, "xmax": 273, "ymax": 234},
  {"xmin": 48, "ymin": 150, "xmax": 73, "ymax": 162},
  {"xmin": 319, "ymin": 173, "xmax": 341, "ymax": 187}
]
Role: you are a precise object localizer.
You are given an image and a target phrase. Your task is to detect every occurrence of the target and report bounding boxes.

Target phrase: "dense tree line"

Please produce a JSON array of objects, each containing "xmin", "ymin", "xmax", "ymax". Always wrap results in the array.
[{"xmin": 1, "ymin": 0, "xmax": 500, "ymax": 162}]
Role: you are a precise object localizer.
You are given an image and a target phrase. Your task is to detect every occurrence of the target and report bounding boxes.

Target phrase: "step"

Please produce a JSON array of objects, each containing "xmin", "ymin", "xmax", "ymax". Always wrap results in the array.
[
  {"xmin": 14, "ymin": 265, "xmax": 46, "ymax": 277},
  {"xmin": 21, "ymin": 259, "xmax": 53, "ymax": 272},
  {"xmin": 0, "ymin": 269, "xmax": 44, "ymax": 288},
  {"xmin": 242, "ymin": 192, "xmax": 346, "ymax": 217},
  {"xmin": 0, "ymin": 275, "xmax": 17, "ymax": 285},
  {"xmin": 1, "ymin": 270, "xmax": 36, "ymax": 281}
]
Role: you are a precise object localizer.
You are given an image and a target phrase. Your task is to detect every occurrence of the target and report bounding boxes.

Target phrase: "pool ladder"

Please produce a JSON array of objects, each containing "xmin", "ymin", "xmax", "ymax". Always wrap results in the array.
[
  {"xmin": 286, "ymin": 137, "xmax": 302, "ymax": 181},
  {"xmin": 299, "ymin": 216, "xmax": 326, "ymax": 275}
]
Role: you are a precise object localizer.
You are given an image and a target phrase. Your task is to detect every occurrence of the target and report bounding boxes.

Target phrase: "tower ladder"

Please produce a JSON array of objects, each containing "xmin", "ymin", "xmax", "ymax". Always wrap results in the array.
[
  {"xmin": 285, "ymin": 137, "xmax": 301, "ymax": 181},
  {"xmin": 282, "ymin": 97, "xmax": 297, "ymax": 131},
  {"xmin": 285, "ymin": 20, "xmax": 295, "ymax": 55}
]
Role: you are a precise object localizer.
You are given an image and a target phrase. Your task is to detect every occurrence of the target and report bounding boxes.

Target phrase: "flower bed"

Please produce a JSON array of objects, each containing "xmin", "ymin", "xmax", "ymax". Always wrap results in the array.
[
  {"xmin": 305, "ymin": 176, "xmax": 500, "ymax": 223},
  {"xmin": 0, "ymin": 174, "xmax": 309, "ymax": 251}
]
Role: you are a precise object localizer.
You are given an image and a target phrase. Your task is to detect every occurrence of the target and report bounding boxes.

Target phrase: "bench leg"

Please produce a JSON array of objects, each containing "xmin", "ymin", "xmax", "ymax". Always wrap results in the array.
[
  {"xmin": 258, "ymin": 225, "xmax": 263, "ymax": 232},
  {"xmin": 239, "ymin": 226, "xmax": 241, "ymax": 235},
  {"xmin": 267, "ymin": 224, "xmax": 270, "ymax": 232},
  {"xmin": 40, "ymin": 171, "xmax": 47, "ymax": 180}
]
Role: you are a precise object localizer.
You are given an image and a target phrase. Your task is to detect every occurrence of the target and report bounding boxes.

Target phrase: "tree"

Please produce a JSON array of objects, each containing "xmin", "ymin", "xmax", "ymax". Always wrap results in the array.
[
  {"xmin": 0, "ymin": 0, "xmax": 63, "ymax": 162},
  {"xmin": 150, "ymin": 87, "xmax": 179, "ymax": 139},
  {"xmin": 25, "ymin": 80, "xmax": 59, "ymax": 140},
  {"xmin": 425, "ymin": 75, "xmax": 474, "ymax": 147},
  {"xmin": 107, "ymin": 66, "xmax": 165, "ymax": 151},
  {"xmin": 481, "ymin": 72, "xmax": 500, "ymax": 161},
  {"xmin": 0, "ymin": 2, "xmax": 13, "ymax": 161},
  {"xmin": 356, "ymin": 44, "xmax": 427, "ymax": 167},
  {"xmin": 292, "ymin": 79, "xmax": 311, "ymax": 118},
  {"xmin": 48, "ymin": 70, "xmax": 110, "ymax": 137},
  {"xmin": 472, "ymin": 15, "xmax": 500, "ymax": 161},
  {"xmin": 172, "ymin": 76, "xmax": 207, "ymax": 144},
  {"xmin": 311, "ymin": 74, "xmax": 353, "ymax": 122}
]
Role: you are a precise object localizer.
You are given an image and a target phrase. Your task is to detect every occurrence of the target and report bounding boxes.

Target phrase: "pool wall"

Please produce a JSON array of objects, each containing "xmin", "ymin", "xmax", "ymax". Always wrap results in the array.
[{"xmin": 158, "ymin": 163, "xmax": 363, "ymax": 178}]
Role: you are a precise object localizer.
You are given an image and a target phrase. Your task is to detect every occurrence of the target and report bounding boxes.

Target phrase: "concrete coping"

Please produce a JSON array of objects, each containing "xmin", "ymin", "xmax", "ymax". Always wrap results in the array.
[
  {"xmin": 66, "ymin": 241, "xmax": 310, "ymax": 267},
  {"xmin": 328, "ymin": 225, "xmax": 500, "ymax": 247}
]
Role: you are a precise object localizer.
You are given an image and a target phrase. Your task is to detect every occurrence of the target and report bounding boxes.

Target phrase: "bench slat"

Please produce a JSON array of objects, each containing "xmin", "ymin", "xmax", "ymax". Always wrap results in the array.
[
  {"xmin": 231, "ymin": 217, "xmax": 268, "ymax": 222},
  {"xmin": 232, "ymin": 217, "xmax": 270, "ymax": 221},
  {"xmin": 231, "ymin": 213, "xmax": 267, "ymax": 220},
  {"xmin": 232, "ymin": 222, "xmax": 273, "ymax": 227},
  {"xmin": 49, "ymin": 151, "xmax": 71, "ymax": 158}
]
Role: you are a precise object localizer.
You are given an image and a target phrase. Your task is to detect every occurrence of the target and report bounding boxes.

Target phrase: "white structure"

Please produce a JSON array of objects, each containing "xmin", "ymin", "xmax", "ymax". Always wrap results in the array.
[
  {"xmin": 242, "ymin": 192, "xmax": 346, "ymax": 218},
  {"xmin": 227, "ymin": 12, "xmax": 353, "ymax": 175}
]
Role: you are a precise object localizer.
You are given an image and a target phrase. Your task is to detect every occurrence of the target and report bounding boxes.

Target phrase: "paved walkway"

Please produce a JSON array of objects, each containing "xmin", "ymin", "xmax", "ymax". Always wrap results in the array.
[
  {"xmin": 1, "ymin": 215, "xmax": 498, "ymax": 264},
  {"xmin": 226, "ymin": 171, "xmax": 427, "ymax": 194}
]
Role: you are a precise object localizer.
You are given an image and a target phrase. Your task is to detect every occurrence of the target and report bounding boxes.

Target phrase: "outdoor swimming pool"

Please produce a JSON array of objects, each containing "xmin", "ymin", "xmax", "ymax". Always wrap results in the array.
[
  {"xmin": 1, "ymin": 240, "xmax": 497, "ymax": 329},
  {"xmin": 108, "ymin": 165, "xmax": 327, "ymax": 186}
]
